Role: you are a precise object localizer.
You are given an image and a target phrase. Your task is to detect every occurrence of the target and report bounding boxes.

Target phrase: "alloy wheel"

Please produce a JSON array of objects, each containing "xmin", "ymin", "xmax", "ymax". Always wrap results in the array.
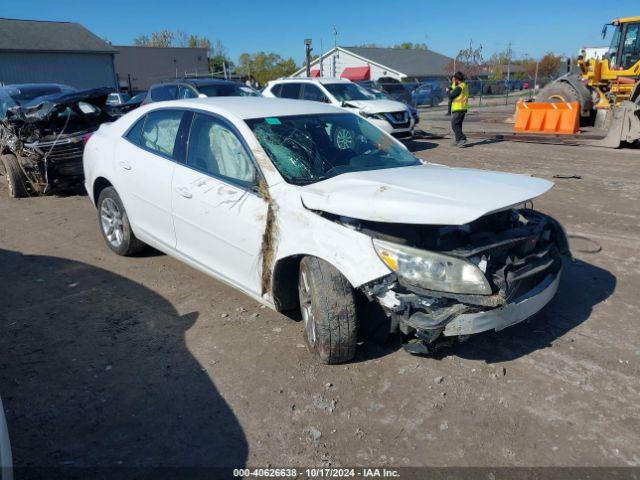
[{"xmin": 100, "ymin": 197, "xmax": 124, "ymax": 248}]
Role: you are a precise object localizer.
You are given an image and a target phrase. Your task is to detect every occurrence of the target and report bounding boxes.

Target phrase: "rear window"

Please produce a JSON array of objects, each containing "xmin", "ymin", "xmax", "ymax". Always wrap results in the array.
[{"xmin": 150, "ymin": 85, "xmax": 178, "ymax": 102}]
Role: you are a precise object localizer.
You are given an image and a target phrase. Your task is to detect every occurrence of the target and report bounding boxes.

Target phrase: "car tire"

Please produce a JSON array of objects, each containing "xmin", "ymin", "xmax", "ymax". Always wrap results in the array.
[
  {"xmin": 97, "ymin": 186, "xmax": 146, "ymax": 256},
  {"xmin": 298, "ymin": 256, "xmax": 357, "ymax": 364},
  {"xmin": 1, "ymin": 154, "xmax": 29, "ymax": 198}
]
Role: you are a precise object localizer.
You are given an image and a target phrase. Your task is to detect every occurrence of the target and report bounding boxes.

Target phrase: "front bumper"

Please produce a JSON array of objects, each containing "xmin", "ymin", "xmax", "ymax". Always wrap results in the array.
[
  {"xmin": 442, "ymin": 270, "xmax": 560, "ymax": 336},
  {"xmin": 369, "ymin": 117, "xmax": 415, "ymax": 135}
]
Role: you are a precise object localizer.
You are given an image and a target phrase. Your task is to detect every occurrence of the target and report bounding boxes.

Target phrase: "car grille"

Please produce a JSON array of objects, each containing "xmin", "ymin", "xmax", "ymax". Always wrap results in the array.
[
  {"xmin": 37, "ymin": 137, "xmax": 85, "ymax": 178},
  {"xmin": 384, "ymin": 111, "xmax": 410, "ymax": 129}
]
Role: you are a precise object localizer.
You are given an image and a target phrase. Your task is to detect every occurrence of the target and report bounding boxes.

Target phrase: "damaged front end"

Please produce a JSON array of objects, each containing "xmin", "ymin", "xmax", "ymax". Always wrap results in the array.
[
  {"xmin": 352, "ymin": 208, "xmax": 571, "ymax": 354},
  {"xmin": 0, "ymin": 88, "xmax": 113, "ymax": 195}
]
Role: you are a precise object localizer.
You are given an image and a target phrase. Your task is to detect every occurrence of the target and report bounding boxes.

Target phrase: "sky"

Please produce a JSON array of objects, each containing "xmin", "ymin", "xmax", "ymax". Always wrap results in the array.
[{"xmin": 6, "ymin": 1, "xmax": 640, "ymax": 64}]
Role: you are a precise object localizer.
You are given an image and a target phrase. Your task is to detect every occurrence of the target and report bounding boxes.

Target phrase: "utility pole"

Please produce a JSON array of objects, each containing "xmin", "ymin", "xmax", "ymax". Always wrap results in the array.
[
  {"xmin": 332, "ymin": 26, "xmax": 338, "ymax": 77},
  {"xmin": 505, "ymin": 41, "xmax": 513, "ymax": 105},
  {"xmin": 320, "ymin": 38, "xmax": 324, "ymax": 77},
  {"xmin": 305, "ymin": 39, "xmax": 313, "ymax": 77}
]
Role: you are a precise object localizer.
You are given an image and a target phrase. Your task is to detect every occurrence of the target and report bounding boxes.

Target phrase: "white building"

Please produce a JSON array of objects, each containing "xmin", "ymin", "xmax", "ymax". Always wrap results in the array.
[
  {"xmin": 582, "ymin": 46, "xmax": 609, "ymax": 60},
  {"xmin": 292, "ymin": 46, "xmax": 453, "ymax": 83}
]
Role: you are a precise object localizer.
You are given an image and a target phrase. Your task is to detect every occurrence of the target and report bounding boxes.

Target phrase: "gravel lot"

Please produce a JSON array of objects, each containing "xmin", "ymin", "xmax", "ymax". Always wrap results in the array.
[{"xmin": 1, "ymin": 106, "xmax": 639, "ymax": 472}]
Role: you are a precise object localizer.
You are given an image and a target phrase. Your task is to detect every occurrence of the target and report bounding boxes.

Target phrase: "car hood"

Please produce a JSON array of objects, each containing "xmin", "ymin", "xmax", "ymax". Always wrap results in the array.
[
  {"xmin": 342, "ymin": 99, "xmax": 408, "ymax": 114},
  {"xmin": 299, "ymin": 164, "xmax": 553, "ymax": 225}
]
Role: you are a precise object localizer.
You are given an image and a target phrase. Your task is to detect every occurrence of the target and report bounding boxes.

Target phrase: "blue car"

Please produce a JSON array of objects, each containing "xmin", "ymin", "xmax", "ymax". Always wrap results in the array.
[{"xmin": 411, "ymin": 83, "xmax": 444, "ymax": 107}]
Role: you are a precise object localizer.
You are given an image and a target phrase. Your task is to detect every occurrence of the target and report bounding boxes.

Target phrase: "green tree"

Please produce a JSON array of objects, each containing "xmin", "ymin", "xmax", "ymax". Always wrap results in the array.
[
  {"xmin": 236, "ymin": 52, "xmax": 297, "ymax": 85},
  {"xmin": 538, "ymin": 53, "xmax": 563, "ymax": 78},
  {"xmin": 133, "ymin": 29, "xmax": 174, "ymax": 47},
  {"xmin": 393, "ymin": 42, "xmax": 428, "ymax": 50}
]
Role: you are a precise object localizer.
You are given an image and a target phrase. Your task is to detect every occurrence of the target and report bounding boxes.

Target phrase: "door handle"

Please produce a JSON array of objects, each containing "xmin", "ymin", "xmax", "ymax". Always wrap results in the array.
[
  {"xmin": 175, "ymin": 186, "xmax": 193, "ymax": 199},
  {"xmin": 118, "ymin": 160, "xmax": 132, "ymax": 170}
]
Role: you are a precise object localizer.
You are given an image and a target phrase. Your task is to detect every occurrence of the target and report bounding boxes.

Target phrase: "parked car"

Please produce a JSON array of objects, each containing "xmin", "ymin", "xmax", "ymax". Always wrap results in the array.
[
  {"xmin": 105, "ymin": 92, "xmax": 131, "ymax": 106},
  {"xmin": 360, "ymin": 84, "xmax": 420, "ymax": 125},
  {"xmin": 360, "ymin": 77, "xmax": 414, "ymax": 106},
  {"xmin": 108, "ymin": 91, "xmax": 147, "ymax": 116},
  {"xmin": 0, "ymin": 86, "xmax": 114, "ymax": 197},
  {"xmin": 84, "ymin": 97, "xmax": 569, "ymax": 364},
  {"xmin": 263, "ymin": 78, "xmax": 415, "ymax": 138},
  {"xmin": 411, "ymin": 82, "xmax": 444, "ymax": 107},
  {"xmin": 144, "ymin": 79, "xmax": 260, "ymax": 104}
]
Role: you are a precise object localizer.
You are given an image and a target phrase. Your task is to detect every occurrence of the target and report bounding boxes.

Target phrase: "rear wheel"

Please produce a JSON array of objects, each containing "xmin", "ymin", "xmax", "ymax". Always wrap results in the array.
[
  {"xmin": 298, "ymin": 256, "xmax": 357, "ymax": 364},
  {"xmin": 97, "ymin": 187, "xmax": 145, "ymax": 256},
  {"xmin": 1, "ymin": 154, "xmax": 29, "ymax": 198}
]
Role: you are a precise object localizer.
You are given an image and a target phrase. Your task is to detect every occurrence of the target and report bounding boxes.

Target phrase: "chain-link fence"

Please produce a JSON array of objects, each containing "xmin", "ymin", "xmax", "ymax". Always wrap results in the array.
[{"xmin": 373, "ymin": 77, "xmax": 556, "ymax": 110}]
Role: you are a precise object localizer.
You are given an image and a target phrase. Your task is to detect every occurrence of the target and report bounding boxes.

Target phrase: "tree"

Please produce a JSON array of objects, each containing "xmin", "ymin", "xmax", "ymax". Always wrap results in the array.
[
  {"xmin": 444, "ymin": 41, "xmax": 484, "ymax": 79},
  {"xmin": 209, "ymin": 40, "xmax": 234, "ymax": 74},
  {"xmin": 538, "ymin": 53, "xmax": 563, "ymax": 78},
  {"xmin": 236, "ymin": 52, "xmax": 298, "ymax": 85},
  {"xmin": 133, "ymin": 29, "xmax": 174, "ymax": 47},
  {"xmin": 393, "ymin": 42, "xmax": 428, "ymax": 50}
]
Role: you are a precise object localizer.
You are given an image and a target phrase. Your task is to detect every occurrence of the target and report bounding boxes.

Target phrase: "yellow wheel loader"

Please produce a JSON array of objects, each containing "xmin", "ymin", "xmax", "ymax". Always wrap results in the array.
[{"xmin": 532, "ymin": 16, "xmax": 640, "ymax": 147}]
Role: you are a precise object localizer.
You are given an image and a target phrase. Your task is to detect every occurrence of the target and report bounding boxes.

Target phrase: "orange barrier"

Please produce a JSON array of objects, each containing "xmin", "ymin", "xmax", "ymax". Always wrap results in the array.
[{"xmin": 514, "ymin": 101, "xmax": 580, "ymax": 135}]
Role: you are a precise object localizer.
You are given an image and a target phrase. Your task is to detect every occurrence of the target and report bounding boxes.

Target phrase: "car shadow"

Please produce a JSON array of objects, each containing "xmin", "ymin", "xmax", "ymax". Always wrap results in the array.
[
  {"xmin": 433, "ymin": 258, "xmax": 616, "ymax": 363},
  {"xmin": 404, "ymin": 139, "xmax": 440, "ymax": 152},
  {"xmin": 0, "ymin": 248, "xmax": 248, "ymax": 477}
]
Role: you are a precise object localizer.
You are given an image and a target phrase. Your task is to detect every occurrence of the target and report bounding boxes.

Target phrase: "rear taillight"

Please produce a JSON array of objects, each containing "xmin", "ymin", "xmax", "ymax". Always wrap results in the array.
[{"xmin": 82, "ymin": 133, "xmax": 93, "ymax": 145}]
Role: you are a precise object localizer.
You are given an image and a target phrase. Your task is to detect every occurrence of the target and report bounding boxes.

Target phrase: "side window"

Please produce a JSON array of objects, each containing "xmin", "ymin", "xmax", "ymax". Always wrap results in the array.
[
  {"xmin": 186, "ymin": 113, "xmax": 256, "ymax": 188},
  {"xmin": 141, "ymin": 110, "xmax": 184, "ymax": 158},
  {"xmin": 178, "ymin": 85, "xmax": 198, "ymax": 99},
  {"xmin": 270, "ymin": 84, "xmax": 282, "ymax": 97},
  {"xmin": 622, "ymin": 23, "xmax": 640, "ymax": 69},
  {"xmin": 279, "ymin": 83, "xmax": 302, "ymax": 99},
  {"xmin": 302, "ymin": 84, "xmax": 328, "ymax": 102},
  {"xmin": 150, "ymin": 85, "xmax": 178, "ymax": 102},
  {"xmin": 125, "ymin": 115, "xmax": 146, "ymax": 145}
]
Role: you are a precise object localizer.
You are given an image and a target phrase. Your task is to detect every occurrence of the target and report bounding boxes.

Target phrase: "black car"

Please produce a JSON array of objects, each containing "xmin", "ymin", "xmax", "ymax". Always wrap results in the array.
[
  {"xmin": 0, "ymin": 85, "xmax": 113, "ymax": 197},
  {"xmin": 144, "ymin": 79, "xmax": 260, "ymax": 104}
]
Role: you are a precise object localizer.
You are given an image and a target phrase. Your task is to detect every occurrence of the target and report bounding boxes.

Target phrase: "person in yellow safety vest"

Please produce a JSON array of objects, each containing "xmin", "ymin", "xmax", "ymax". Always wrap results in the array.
[{"xmin": 449, "ymin": 71, "xmax": 469, "ymax": 147}]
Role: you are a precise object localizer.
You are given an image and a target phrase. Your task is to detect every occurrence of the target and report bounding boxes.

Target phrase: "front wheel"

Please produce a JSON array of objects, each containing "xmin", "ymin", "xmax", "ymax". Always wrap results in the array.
[
  {"xmin": 1, "ymin": 154, "xmax": 29, "ymax": 198},
  {"xmin": 298, "ymin": 257, "xmax": 357, "ymax": 364},
  {"xmin": 97, "ymin": 187, "xmax": 146, "ymax": 256}
]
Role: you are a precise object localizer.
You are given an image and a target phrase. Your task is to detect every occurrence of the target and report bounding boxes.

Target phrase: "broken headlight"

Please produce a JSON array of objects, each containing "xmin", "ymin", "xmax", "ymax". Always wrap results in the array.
[{"xmin": 373, "ymin": 239, "xmax": 492, "ymax": 295}]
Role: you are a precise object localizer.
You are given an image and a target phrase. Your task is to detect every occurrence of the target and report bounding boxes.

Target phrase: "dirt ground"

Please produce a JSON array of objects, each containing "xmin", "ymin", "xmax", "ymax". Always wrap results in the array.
[{"xmin": 1, "ymin": 106, "xmax": 639, "ymax": 473}]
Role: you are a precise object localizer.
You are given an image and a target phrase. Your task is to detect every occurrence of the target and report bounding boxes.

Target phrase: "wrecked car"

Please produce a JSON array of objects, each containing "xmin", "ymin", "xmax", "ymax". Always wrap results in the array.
[
  {"xmin": 83, "ymin": 97, "xmax": 570, "ymax": 364},
  {"xmin": 0, "ymin": 85, "xmax": 114, "ymax": 197}
]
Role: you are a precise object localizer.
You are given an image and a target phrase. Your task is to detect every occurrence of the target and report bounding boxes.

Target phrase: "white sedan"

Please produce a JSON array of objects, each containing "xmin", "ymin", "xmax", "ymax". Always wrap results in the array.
[{"xmin": 84, "ymin": 97, "xmax": 569, "ymax": 364}]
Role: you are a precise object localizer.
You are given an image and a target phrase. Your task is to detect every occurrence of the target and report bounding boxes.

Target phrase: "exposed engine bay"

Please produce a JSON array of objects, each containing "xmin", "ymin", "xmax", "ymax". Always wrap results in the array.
[
  {"xmin": 0, "ymin": 88, "xmax": 113, "ymax": 196},
  {"xmin": 324, "ymin": 208, "xmax": 571, "ymax": 354}
]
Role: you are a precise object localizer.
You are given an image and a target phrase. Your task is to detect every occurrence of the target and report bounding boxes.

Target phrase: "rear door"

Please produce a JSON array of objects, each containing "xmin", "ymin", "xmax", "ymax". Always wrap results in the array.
[
  {"xmin": 115, "ymin": 109, "xmax": 189, "ymax": 248},
  {"xmin": 171, "ymin": 112, "xmax": 268, "ymax": 294}
]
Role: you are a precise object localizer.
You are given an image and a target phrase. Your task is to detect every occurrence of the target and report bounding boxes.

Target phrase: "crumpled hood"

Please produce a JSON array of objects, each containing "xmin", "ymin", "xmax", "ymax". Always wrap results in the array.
[
  {"xmin": 342, "ymin": 99, "xmax": 408, "ymax": 114},
  {"xmin": 300, "ymin": 164, "xmax": 554, "ymax": 225}
]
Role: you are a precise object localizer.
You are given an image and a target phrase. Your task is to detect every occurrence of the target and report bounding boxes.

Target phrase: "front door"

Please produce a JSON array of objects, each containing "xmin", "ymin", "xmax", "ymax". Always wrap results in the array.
[{"xmin": 171, "ymin": 112, "xmax": 268, "ymax": 295}]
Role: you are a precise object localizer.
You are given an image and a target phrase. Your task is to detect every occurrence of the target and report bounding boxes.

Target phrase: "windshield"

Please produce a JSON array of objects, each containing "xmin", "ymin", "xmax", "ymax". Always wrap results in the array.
[
  {"xmin": 246, "ymin": 113, "xmax": 420, "ymax": 185},
  {"xmin": 323, "ymin": 83, "xmax": 372, "ymax": 102},
  {"xmin": 607, "ymin": 24, "xmax": 622, "ymax": 67},
  {"xmin": 198, "ymin": 83, "xmax": 261, "ymax": 97}
]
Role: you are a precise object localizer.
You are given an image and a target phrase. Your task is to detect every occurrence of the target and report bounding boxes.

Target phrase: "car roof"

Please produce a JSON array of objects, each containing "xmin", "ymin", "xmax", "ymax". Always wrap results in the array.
[
  {"xmin": 144, "ymin": 96, "xmax": 346, "ymax": 120},
  {"xmin": 152, "ymin": 78, "xmax": 239, "ymax": 88},
  {"xmin": 271, "ymin": 77, "xmax": 351, "ymax": 85},
  {"xmin": 0, "ymin": 83, "xmax": 74, "ymax": 92}
]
